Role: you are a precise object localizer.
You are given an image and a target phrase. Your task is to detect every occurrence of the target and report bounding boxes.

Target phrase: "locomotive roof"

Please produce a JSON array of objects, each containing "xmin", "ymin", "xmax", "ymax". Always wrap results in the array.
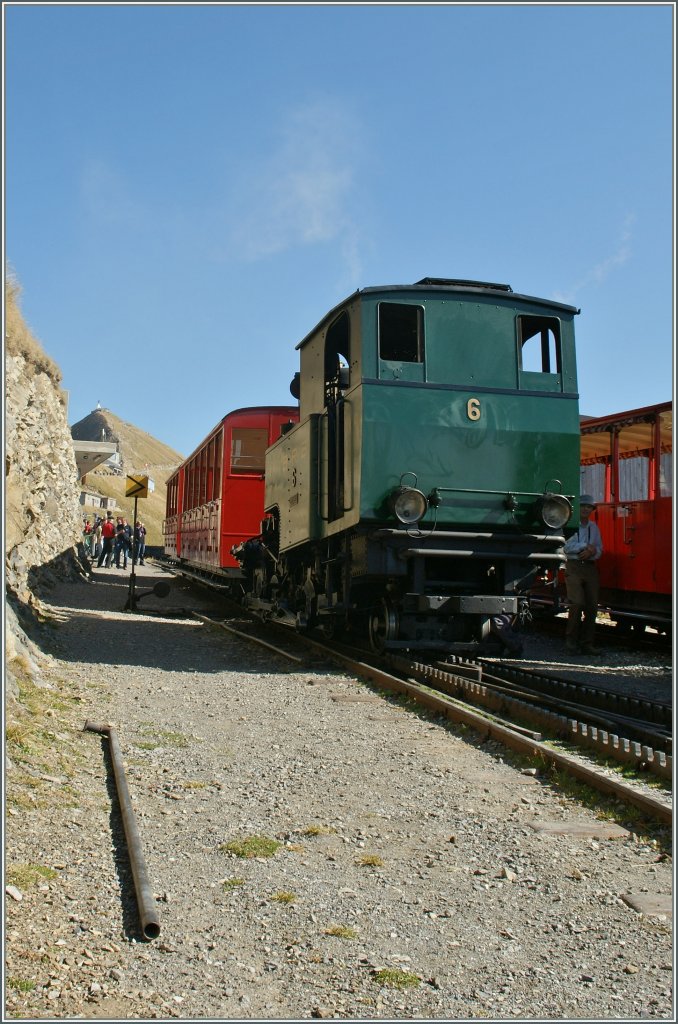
[{"xmin": 296, "ymin": 279, "xmax": 580, "ymax": 350}]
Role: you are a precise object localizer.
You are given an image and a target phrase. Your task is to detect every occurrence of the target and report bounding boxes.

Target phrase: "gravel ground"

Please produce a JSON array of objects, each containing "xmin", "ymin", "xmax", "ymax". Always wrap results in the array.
[{"xmin": 5, "ymin": 563, "xmax": 674, "ymax": 1021}]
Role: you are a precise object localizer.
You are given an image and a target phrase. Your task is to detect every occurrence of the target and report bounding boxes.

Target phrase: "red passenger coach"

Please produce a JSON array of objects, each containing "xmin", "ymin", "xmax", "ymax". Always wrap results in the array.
[
  {"xmin": 163, "ymin": 406, "xmax": 299, "ymax": 579},
  {"xmin": 579, "ymin": 401, "xmax": 672, "ymax": 631}
]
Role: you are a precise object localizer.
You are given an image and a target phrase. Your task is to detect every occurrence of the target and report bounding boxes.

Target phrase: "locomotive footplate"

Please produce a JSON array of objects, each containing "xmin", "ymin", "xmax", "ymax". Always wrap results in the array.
[
  {"xmin": 447, "ymin": 595, "xmax": 518, "ymax": 614},
  {"xmin": 402, "ymin": 593, "xmax": 518, "ymax": 615},
  {"xmin": 381, "ymin": 639, "xmax": 487, "ymax": 652}
]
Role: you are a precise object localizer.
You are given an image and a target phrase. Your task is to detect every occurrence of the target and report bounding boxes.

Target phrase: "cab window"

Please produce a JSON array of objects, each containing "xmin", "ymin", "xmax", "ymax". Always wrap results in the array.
[
  {"xmin": 379, "ymin": 303, "xmax": 424, "ymax": 362},
  {"xmin": 518, "ymin": 316, "xmax": 562, "ymax": 374}
]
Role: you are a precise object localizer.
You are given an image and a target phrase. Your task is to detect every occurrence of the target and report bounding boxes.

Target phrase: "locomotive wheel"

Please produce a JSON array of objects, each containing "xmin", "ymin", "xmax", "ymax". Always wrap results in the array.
[{"xmin": 368, "ymin": 598, "xmax": 399, "ymax": 653}]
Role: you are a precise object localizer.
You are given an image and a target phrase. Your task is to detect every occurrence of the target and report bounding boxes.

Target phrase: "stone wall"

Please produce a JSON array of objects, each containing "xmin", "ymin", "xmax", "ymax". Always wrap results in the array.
[{"xmin": 5, "ymin": 279, "xmax": 85, "ymax": 607}]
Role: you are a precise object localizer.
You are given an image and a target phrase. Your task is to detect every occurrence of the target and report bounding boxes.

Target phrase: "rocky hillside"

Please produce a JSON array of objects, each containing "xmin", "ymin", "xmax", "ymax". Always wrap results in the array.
[
  {"xmin": 71, "ymin": 408, "xmax": 183, "ymax": 477},
  {"xmin": 5, "ymin": 276, "xmax": 84, "ymax": 607},
  {"xmin": 71, "ymin": 408, "xmax": 183, "ymax": 546}
]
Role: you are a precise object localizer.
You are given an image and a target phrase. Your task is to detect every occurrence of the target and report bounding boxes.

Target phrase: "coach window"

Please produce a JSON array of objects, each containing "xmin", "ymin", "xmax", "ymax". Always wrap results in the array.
[
  {"xmin": 206, "ymin": 438, "xmax": 215, "ymax": 501},
  {"xmin": 231, "ymin": 428, "xmax": 268, "ymax": 475},
  {"xmin": 199, "ymin": 448, "xmax": 208, "ymax": 504},
  {"xmin": 660, "ymin": 454, "xmax": 673, "ymax": 497},
  {"xmin": 379, "ymin": 303, "xmax": 423, "ymax": 363},
  {"xmin": 186, "ymin": 458, "xmax": 196, "ymax": 510},
  {"xmin": 518, "ymin": 316, "xmax": 562, "ymax": 387},
  {"xmin": 619, "ymin": 454, "xmax": 649, "ymax": 502},
  {"xmin": 213, "ymin": 432, "xmax": 222, "ymax": 497}
]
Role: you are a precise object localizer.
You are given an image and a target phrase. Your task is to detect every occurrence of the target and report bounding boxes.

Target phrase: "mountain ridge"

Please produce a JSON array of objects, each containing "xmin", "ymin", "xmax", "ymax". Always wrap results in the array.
[{"xmin": 70, "ymin": 407, "xmax": 184, "ymax": 547}]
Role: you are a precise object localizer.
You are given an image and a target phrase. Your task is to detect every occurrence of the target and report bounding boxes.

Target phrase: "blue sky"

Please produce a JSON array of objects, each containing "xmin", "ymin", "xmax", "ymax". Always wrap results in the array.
[{"xmin": 5, "ymin": 2, "xmax": 674, "ymax": 458}]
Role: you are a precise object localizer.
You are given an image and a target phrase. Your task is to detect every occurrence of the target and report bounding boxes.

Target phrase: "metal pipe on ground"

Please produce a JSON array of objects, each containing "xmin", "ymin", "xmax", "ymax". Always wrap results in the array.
[{"xmin": 84, "ymin": 721, "xmax": 161, "ymax": 940}]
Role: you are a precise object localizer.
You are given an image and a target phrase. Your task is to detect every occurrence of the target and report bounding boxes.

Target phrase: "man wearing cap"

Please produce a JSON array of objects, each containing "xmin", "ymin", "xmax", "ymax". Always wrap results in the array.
[{"xmin": 563, "ymin": 495, "xmax": 603, "ymax": 655}]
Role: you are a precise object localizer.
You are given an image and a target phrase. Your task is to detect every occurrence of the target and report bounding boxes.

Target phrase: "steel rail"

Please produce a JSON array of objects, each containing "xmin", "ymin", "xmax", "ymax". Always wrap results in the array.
[
  {"xmin": 84, "ymin": 721, "xmax": 161, "ymax": 940},
  {"xmin": 409, "ymin": 660, "xmax": 672, "ymax": 779},
  {"xmin": 339, "ymin": 659, "xmax": 672, "ymax": 827},
  {"xmin": 191, "ymin": 611, "xmax": 303, "ymax": 664},
  {"xmin": 476, "ymin": 659, "xmax": 673, "ymax": 734},
  {"xmin": 156, "ymin": 566, "xmax": 673, "ymax": 823},
  {"xmin": 476, "ymin": 659, "xmax": 673, "ymax": 720},
  {"xmin": 201, "ymin": 610, "xmax": 672, "ymax": 814},
  {"xmin": 287, "ymin": 629, "xmax": 673, "ymax": 824},
  {"xmin": 433, "ymin": 661, "xmax": 671, "ymax": 750}
]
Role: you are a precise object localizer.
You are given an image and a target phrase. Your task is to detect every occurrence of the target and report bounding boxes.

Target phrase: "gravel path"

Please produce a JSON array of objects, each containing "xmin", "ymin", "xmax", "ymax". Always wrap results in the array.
[{"xmin": 5, "ymin": 564, "xmax": 673, "ymax": 1020}]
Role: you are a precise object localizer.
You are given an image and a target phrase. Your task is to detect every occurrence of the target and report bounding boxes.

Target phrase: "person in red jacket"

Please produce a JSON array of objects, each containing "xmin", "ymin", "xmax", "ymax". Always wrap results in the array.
[{"xmin": 97, "ymin": 511, "xmax": 116, "ymax": 568}]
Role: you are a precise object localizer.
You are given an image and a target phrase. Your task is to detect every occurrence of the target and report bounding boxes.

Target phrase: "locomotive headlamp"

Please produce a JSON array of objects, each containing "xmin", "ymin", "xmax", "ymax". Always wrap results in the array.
[
  {"xmin": 537, "ymin": 492, "xmax": 572, "ymax": 529},
  {"xmin": 390, "ymin": 486, "xmax": 428, "ymax": 525}
]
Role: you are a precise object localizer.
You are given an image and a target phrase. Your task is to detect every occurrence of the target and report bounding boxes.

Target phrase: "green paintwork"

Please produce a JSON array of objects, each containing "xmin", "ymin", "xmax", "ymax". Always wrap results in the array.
[
  {"xmin": 267, "ymin": 283, "xmax": 581, "ymax": 551},
  {"xmin": 359, "ymin": 383, "xmax": 580, "ymax": 527}
]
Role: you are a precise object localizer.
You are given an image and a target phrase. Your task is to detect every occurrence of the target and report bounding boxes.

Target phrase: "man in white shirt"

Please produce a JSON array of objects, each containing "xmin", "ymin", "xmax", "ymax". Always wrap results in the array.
[{"xmin": 563, "ymin": 494, "xmax": 603, "ymax": 656}]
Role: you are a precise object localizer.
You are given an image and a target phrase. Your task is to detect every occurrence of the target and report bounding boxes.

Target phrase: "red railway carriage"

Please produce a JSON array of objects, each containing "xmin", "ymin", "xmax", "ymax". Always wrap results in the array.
[
  {"xmin": 164, "ymin": 406, "xmax": 299, "ymax": 576},
  {"xmin": 579, "ymin": 401, "xmax": 672, "ymax": 631}
]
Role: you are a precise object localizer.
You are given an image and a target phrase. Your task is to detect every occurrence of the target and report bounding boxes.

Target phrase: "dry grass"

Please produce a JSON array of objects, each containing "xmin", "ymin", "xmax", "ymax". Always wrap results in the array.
[
  {"xmin": 6, "ymin": 671, "xmax": 83, "ymax": 784},
  {"xmin": 6, "ymin": 663, "xmax": 89, "ymax": 821},
  {"xmin": 5, "ymin": 273, "xmax": 61, "ymax": 384},
  {"xmin": 373, "ymin": 967, "xmax": 420, "ymax": 989},
  {"xmin": 219, "ymin": 835, "xmax": 281, "ymax": 859},
  {"xmin": 356, "ymin": 853, "xmax": 384, "ymax": 867},
  {"xmin": 324, "ymin": 924, "xmax": 358, "ymax": 939},
  {"xmin": 7, "ymin": 862, "xmax": 58, "ymax": 889},
  {"xmin": 135, "ymin": 724, "xmax": 189, "ymax": 750},
  {"xmin": 270, "ymin": 890, "xmax": 296, "ymax": 904},
  {"xmin": 302, "ymin": 824, "xmax": 337, "ymax": 836}
]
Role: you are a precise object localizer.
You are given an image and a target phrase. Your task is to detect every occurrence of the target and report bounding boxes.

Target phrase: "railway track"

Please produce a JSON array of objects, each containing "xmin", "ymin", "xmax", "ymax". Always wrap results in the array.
[
  {"xmin": 530, "ymin": 609, "xmax": 672, "ymax": 654},
  {"xmin": 186, "ymin": 602, "xmax": 672, "ymax": 828},
  {"xmin": 436, "ymin": 656, "xmax": 671, "ymax": 762},
  {"xmin": 395, "ymin": 656, "xmax": 671, "ymax": 778}
]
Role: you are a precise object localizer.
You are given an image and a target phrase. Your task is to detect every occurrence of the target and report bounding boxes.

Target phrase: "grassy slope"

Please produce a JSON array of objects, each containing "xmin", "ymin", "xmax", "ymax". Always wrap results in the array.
[{"xmin": 5, "ymin": 275, "xmax": 62, "ymax": 382}]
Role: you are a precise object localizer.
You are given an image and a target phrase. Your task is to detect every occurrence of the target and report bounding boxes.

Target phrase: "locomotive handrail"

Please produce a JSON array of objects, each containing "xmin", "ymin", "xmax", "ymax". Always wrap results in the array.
[
  {"xmin": 338, "ymin": 396, "xmax": 354, "ymax": 515},
  {"xmin": 372, "ymin": 528, "xmax": 565, "ymax": 544},
  {"xmin": 316, "ymin": 404, "xmax": 355, "ymax": 520},
  {"xmin": 431, "ymin": 485, "xmax": 575, "ymax": 500},
  {"xmin": 401, "ymin": 548, "xmax": 566, "ymax": 563},
  {"xmin": 316, "ymin": 412, "xmax": 329, "ymax": 522}
]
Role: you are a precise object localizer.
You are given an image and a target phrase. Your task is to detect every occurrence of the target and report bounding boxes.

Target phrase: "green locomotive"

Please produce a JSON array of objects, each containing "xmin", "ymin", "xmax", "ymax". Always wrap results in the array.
[{"xmin": 236, "ymin": 278, "xmax": 580, "ymax": 653}]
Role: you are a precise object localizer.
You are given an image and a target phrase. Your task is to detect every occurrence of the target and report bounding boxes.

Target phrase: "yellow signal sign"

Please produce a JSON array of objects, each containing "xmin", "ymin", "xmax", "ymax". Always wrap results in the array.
[{"xmin": 126, "ymin": 474, "xmax": 150, "ymax": 499}]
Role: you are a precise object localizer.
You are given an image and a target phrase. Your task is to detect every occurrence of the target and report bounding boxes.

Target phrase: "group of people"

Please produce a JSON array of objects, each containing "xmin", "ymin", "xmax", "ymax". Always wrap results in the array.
[{"xmin": 82, "ymin": 512, "xmax": 147, "ymax": 569}]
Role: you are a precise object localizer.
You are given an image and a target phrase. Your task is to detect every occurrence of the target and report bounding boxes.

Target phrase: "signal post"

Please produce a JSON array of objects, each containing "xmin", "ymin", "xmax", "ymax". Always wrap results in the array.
[{"xmin": 124, "ymin": 474, "xmax": 153, "ymax": 611}]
